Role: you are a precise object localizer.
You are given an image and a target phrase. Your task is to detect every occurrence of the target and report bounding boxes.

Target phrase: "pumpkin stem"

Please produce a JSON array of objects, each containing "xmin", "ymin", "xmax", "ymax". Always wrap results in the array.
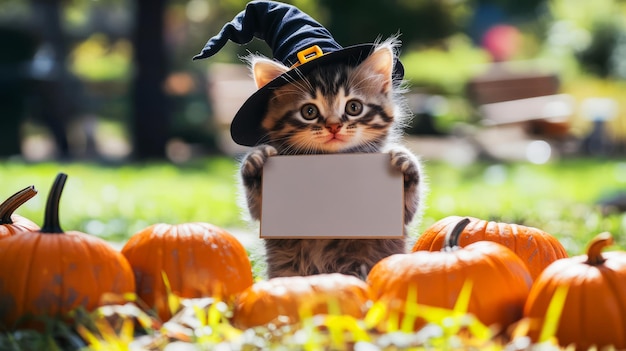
[
  {"xmin": 40, "ymin": 173, "xmax": 67, "ymax": 234},
  {"xmin": 443, "ymin": 217, "xmax": 471, "ymax": 251},
  {"xmin": 585, "ymin": 232, "xmax": 613, "ymax": 266},
  {"xmin": 0, "ymin": 186, "xmax": 37, "ymax": 224}
]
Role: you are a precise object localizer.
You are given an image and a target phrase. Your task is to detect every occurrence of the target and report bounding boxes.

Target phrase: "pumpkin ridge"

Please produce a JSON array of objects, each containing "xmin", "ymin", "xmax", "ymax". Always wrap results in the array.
[
  {"xmin": 5, "ymin": 234, "xmax": 38, "ymax": 321},
  {"xmin": 219, "ymin": 233, "xmax": 240, "ymax": 296},
  {"xmin": 21, "ymin": 233, "xmax": 44, "ymax": 320},
  {"xmin": 161, "ymin": 225, "xmax": 177, "ymax": 301},
  {"xmin": 452, "ymin": 252, "xmax": 476, "ymax": 311},
  {"xmin": 462, "ymin": 217, "xmax": 479, "ymax": 244},
  {"xmin": 496, "ymin": 243, "xmax": 530, "ymax": 289},
  {"xmin": 476, "ymin": 242, "xmax": 530, "ymax": 325},
  {"xmin": 574, "ymin": 265, "xmax": 591, "ymax": 344},
  {"xmin": 596, "ymin": 255, "xmax": 626, "ymax": 345},
  {"xmin": 597, "ymin": 263, "xmax": 626, "ymax": 344},
  {"xmin": 57, "ymin": 235, "xmax": 67, "ymax": 314},
  {"xmin": 76, "ymin": 233, "xmax": 101, "ymax": 304},
  {"xmin": 466, "ymin": 246, "xmax": 507, "ymax": 322},
  {"xmin": 136, "ymin": 224, "xmax": 157, "ymax": 306},
  {"xmin": 509, "ymin": 224, "xmax": 519, "ymax": 257},
  {"xmin": 473, "ymin": 249, "xmax": 505, "ymax": 318},
  {"xmin": 442, "ymin": 252, "xmax": 456, "ymax": 307},
  {"xmin": 538, "ymin": 229, "xmax": 558, "ymax": 261},
  {"xmin": 492, "ymin": 221, "xmax": 503, "ymax": 246},
  {"xmin": 197, "ymin": 225, "xmax": 216, "ymax": 297},
  {"xmin": 545, "ymin": 235, "xmax": 561, "ymax": 267},
  {"xmin": 171, "ymin": 224, "xmax": 184, "ymax": 298},
  {"xmin": 476, "ymin": 218, "xmax": 489, "ymax": 241},
  {"xmin": 195, "ymin": 225, "xmax": 215, "ymax": 297},
  {"xmin": 552, "ymin": 235, "xmax": 568, "ymax": 257}
]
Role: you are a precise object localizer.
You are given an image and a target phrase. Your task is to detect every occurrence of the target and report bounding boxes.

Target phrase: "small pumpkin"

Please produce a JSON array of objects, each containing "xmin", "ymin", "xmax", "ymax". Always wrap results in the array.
[
  {"xmin": 231, "ymin": 273, "xmax": 370, "ymax": 329},
  {"xmin": 413, "ymin": 216, "xmax": 568, "ymax": 279},
  {"xmin": 0, "ymin": 185, "xmax": 39, "ymax": 239},
  {"xmin": 121, "ymin": 222, "xmax": 254, "ymax": 321},
  {"xmin": 368, "ymin": 218, "xmax": 532, "ymax": 333},
  {"xmin": 0, "ymin": 173, "xmax": 136, "ymax": 329},
  {"xmin": 523, "ymin": 232, "xmax": 626, "ymax": 350}
]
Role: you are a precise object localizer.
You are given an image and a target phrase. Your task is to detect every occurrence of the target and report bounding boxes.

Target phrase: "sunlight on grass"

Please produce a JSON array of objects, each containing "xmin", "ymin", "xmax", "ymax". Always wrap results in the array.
[
  {"xmin": 1, "ymin": 157, "xmax": 624, "ymax": 252},
  {"xmin": 0, "ymin": 158, "xmax": 244, "ymax": 242}
]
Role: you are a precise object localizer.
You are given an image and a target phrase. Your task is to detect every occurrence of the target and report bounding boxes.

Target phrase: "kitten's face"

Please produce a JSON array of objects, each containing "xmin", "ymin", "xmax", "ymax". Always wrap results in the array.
[{"xmin": 251, "ymin": 46, "xmax": 398, "ymax": 154}]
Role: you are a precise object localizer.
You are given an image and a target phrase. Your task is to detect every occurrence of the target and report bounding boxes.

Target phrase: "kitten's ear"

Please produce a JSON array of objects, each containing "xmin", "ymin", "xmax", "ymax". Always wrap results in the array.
[
  {"xmin": 360, "ymin": 46, "xmax": 394, "ymax": 93},
  {"xmin": 252, "ymin": 58, "xmax": 290, "ymax": 89}
]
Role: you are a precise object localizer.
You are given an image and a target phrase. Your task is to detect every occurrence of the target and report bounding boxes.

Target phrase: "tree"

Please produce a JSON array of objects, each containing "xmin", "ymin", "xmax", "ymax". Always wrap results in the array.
[
  {"xmin": 130, "ymin": 0, "xmax": 171, "ymax": 160},
  {"xmin": 318, "ymin": 0, "xmax": 461, "ymax": 47}
]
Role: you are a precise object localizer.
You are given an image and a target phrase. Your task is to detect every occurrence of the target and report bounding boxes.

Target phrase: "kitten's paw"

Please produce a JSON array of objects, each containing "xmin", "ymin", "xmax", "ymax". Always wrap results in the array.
[
  {"xmin": 388, "ymin": 147, "xmax": 420, "ymax": 188},
  {"xmin": 387, "ymin": 146, "xmax": 422, "ymax": 225},
  {"xmin": 241, "ymin": 145, "xmax": 278, "ymax": 183}
]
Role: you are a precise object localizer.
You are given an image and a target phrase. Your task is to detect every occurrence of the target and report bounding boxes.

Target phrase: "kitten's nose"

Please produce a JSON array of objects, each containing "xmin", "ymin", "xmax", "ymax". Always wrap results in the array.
[{"xmin": 326, "ymin": 123, "xmax": 343, "ymax": 134}]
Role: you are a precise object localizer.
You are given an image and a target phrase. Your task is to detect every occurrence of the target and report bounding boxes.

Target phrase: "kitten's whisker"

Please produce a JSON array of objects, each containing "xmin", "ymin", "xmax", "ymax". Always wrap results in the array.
[
  {"xmin": 279, "ymin": 70, "xmax": 312, "ymax": 96},
  {"xmin": 290, "ymin": 68, "xmax": 314, "ymax": 92}
]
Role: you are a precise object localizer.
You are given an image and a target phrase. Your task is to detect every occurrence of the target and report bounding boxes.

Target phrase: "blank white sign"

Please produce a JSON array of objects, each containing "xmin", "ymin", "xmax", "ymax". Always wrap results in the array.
[{"xmin": 260, "ymin": 153, "xmax": 404, "ymax": 239}]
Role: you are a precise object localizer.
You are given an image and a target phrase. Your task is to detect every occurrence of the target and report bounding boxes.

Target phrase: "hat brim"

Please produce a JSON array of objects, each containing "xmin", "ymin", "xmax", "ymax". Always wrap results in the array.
[{"xmin": 230, "ymin": 44, "xmax": 404, "ymax": 147}]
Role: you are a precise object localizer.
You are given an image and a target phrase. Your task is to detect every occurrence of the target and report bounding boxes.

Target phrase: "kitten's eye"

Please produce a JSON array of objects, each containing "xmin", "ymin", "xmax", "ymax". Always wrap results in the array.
[
  {"xmin": 345, "ymin": 99, "xmax": 363, "ymax": 116},
  {"xmin": 300, "ymin": 103, "xmax": 319, "ymax": 120}
]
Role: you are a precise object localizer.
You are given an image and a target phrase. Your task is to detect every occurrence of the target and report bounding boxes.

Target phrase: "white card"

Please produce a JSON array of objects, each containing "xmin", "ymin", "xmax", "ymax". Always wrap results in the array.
[{"xmin": 260, "ymin": 153, "xmax": 404, "ymax": 238}]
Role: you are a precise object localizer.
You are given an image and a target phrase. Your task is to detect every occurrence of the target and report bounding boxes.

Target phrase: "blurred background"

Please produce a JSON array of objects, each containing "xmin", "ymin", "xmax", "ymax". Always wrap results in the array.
[
  {"xmin": 0, "ymin": 0, "xmax": 625, "ymax": 256},
  {"xmin": 0, "ymin": 0, "xmax": 625, "ymax": 164}
]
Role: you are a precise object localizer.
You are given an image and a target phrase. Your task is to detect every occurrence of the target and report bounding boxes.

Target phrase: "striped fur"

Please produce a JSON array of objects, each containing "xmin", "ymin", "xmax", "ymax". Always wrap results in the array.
[{"xmin": 239, "ymin": 38, "xmax": 424, "ymax": 278}]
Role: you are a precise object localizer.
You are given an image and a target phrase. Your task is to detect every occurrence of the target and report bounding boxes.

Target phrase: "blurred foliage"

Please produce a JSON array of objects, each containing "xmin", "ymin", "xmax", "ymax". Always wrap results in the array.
[
  {"xmin": 541, "ymin": 0, "xmax": 626, "ymax": 79},
  {"xmin": 561, "ymin": 77, "xmax": 626, "ymax": 140},
  {"xmin": 1, "ymin": 0, "xmax": 626, "ymax": 148},
  {"xmin": 70, "ymin": 34, "xmax": 132, "ymax": 82},
  {"xmin": 401, "ymin": 35, "xmax": 490, "ymax": 95},
  {"xmin": 2, "ymin": 0, "xmax": 625, "ymax": 87},
  {"xmin": 318, "ymin": 0, "xmax": 465, "ymax": 45}
]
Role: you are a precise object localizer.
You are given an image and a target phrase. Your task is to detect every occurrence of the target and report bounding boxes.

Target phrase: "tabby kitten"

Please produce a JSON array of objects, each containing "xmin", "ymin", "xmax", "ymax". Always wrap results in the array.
[{"xmin": 240, "ymin": 38, "xmax": 424, "ymax": 278}]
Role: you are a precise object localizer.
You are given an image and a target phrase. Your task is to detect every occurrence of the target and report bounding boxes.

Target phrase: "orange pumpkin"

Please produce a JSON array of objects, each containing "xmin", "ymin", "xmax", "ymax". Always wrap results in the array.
[
  {"xmin": 523, "ymin": 232, "xmax": 626, "ymax": 350},
  {"xmin": 368, "ymin": 218, "xmax": 532, "ymax": 333},
  {"xmin": 121, "ymin": 222, "xmax": 254, "ymax": 321},
  {"xmin": 0, "ymin": 186, "xmax": 39, "ymax": 239},
  {"xmin": 0, "ymin": 173, "xmax": 135, "ymax": 329},
  {"xmin": 413, "ymin": 216, "xmax": 568, "ymax": 279},
  {"xmin": 231, "ymin": 273, "xmax": 370, "ymax": 329}
]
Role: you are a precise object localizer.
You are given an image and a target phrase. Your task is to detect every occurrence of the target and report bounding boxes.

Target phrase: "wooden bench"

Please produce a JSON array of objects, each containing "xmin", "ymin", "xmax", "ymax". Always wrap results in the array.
[{"xmin": 466, "ymin": 66, "xmax": 572, "ymax": 137}]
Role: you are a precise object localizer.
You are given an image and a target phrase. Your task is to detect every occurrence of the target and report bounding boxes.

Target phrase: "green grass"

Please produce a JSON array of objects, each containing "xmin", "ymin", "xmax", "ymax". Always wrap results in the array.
[
  {"xmin": 1, "ymin": 156, "xmax": 625, "ymax": 350},
  {"xmin": 418, "ymin": 158, "xmax": 626, "ymax": 255},
  {"xmin": 1, "ymin": 157, "xmax": 624, "ymax": 255},
  {"xmin": 0, "ymin": 158, "xmax": 245, "ymax": 243}
]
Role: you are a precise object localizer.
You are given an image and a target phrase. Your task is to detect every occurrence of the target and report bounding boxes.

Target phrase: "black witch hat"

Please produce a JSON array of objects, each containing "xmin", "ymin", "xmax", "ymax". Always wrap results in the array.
[{"xmin": 194, "ymin": 0, "xmax": 404, "ymax": 147}]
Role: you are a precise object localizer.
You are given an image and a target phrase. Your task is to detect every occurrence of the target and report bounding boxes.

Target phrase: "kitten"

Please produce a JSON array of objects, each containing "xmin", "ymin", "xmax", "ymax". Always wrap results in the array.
[{"xmin": 239, "ymin": 38, "xmax": 424, "ymax": 278}]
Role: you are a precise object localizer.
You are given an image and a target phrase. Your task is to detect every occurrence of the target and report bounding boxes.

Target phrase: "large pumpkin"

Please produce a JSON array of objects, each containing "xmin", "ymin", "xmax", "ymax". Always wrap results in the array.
[
  {"xmin": 368, "ymin": 218, "xmax": 532, "ymax": 333},
  {"xmin": 0, "ymin": 173, "xmax": 136, "ymax": 329},
  {"xmin": 0, "ymin": 185, "xmax": 39, "ymax": 239},
  {"xmin": 231, "ymin": 273, "xmax": 370, "ymax": 329},
  {"xmin": 413, "ymin": 216, "xmax": 568, "ymax": 279},
  {"xmin": 121, "ymin": 222, "xmax": 254, "ymax": 321},
  {"xmin": 523, "ymin": 232, "xmax": 626, "ymax": 350}
]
